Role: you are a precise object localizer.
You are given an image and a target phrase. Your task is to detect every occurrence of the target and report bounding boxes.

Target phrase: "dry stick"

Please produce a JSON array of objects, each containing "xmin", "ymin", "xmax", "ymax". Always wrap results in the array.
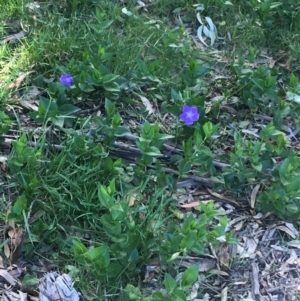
[
  {"xmin": 3, "ymin": 138, "xmax": 214, "ymax": 188},
  {"xmin": 76, "ymin": 104, "xmax": 102, "ymax": 116},
  {"xmin": 147, "ymin": 165, "xmax": 214, "ymax": 187},
  {"xmin": 254, "ymin": 113, "xmax": 290, "ymax": 126},
  {"xmin": 251, "ymin": 261, "xmax": 261, "ymax": 298},
  {"xmin": 121, "ymin": 133, "xmax": 230, "ymax": 168}
]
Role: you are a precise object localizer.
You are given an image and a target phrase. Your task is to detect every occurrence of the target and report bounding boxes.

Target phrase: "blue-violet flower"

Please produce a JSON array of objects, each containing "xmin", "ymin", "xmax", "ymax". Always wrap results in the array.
[
  {"xmin": 180, "ymin": 105, "xmax": 200, "ymax": 125},
  {"xmin": 60, "ymin": 74, "xmax": 74, "ymax": 87}
]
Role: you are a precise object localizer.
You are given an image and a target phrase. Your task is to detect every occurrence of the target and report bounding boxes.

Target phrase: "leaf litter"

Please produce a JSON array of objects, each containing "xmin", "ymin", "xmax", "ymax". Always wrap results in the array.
[{"xmin": 2, "ymin": 98, "xmax": 300, "ymax": 299}]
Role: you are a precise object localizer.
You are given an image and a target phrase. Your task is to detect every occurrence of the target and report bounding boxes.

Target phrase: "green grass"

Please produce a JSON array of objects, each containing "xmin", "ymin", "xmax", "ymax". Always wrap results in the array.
[{"xmin": 1, "ymin": 0, "xmax": 300, "ymax": 300}]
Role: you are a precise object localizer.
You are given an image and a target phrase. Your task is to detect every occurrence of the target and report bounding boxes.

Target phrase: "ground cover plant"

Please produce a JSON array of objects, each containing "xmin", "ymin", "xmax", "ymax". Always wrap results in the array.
[{"xmin": 1, "ymin": 0, "xmax": 300, "ymax": 300}]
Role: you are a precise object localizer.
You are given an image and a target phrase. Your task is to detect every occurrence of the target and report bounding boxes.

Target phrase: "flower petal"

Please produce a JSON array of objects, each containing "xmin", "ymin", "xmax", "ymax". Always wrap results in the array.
[
  {"xmin": 60, "ymin": 73, "xmax": 74, "ymax": 87},
  {"xmin": 182, "ymin": 105, "xmax": 190, "ymax": 113},
  {"xmin": 288, "ymin": 127, "xmax": 297, "ymax": 140}
]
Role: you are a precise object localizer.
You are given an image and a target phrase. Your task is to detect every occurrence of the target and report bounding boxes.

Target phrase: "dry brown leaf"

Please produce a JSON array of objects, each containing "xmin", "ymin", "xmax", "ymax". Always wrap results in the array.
[
  {"xmin": 39, "ymin": 272, "xmax": 82, "ymax": 301},
  {"xmin": 0, "ymin": 155, "xmax": 8, "ymax": 171},
  {"xmin": 209, "ymin": 269, "xmax": 229, "ymax": 276},
  {"xmin": 7, "ymin": 265, "xmax": 23, "ymax": 278},
  {"xmin": 19, "ymin": 100, "xmax": 38, "ymax": 111},
  {"xmin": 284, "ymin": 222, "xmax": 299, "ymax": 237},
  {"xmin": 239, "ymin": 292, "xmax": 256, "ymax": 301},
  {"xmin": 28, "ymin": 210, "xmax": 45, "ymax": 224},
  {"xmin": 251, "ymin": 261, "xmax": 260, "ymax": 297},
  {"xmin": 128, "ymin": 193, "xmax": 137, "ymax": 207},
  {"xmin": 178, "ymin": 201, "xmax": 201, "ymax": 208},
  {"xmin": 238, "ymin": 237, "xmax": 258, "ymax": 258},
  {"xmin": 3, "ymin": 289, "xmax": 27, "ymax": 301},
  {"xmin": 277, "ymin": 225, "xmax": 297, "ymax": 239},
  {"xmin": 7, "ymin": 226, "xmax": 24, "ymax": 265},
  {"xmin": 227, "ymin": 216, "xmax": 247, "ymax": 229},
  {"xmin": 250, "ymin": 184, "xmax": 260, "ymax": 209},
  {"xmin": 143, "ymin": 265, "xmax": 160, "ymax": 282},
  {"xmin": 140, "ymin": 96, "xmax": 154, "ymax": 115},
  {"xmin": 0, "ymin": 256, "xmax": 4, "ymax": 269},
  {"xmin": 241, "ymin": 129, "xmax": 260, "ymax": 138},
  {"xmin": 187, "ymin": 282, "xmax": 199, "ymax": 301},
  {"xmin": 8, "ymin": 71, "xmax": 32, "ymax": 90},
  {"xmin": 221, "ymin": 286, "xmax": 228, "ymax": 301},
  {"xmin": 287, "ymin": 240, "xmax": 300, "ymax": 249},
  {"xmin": 23, "ymin": 87, "xmax": 42, "ymax": 98},
  {"xmin": 286, "ymin": 250, "xmax": 298, "ymax": 264},
  {"xmin": 207, "ymin": 188, "xmax": 240, "ymax": 207},
  {"xmin": 4, "ymin": 242, "xmax": 11, "ymax": 260},
  {"xmin": 218, "ymin": 246, "xmax": 230, "ymax": 268},
  {"xmin": 234, "ymin": 221, "xmax": 245, "ymax": 231},
  {"xmin": 178, "ymin": 257, "xmax": 215, "ymax": 271},
  {"xmin": 0, "ymin": 269, "xmax": 17, "ymax": 285}
]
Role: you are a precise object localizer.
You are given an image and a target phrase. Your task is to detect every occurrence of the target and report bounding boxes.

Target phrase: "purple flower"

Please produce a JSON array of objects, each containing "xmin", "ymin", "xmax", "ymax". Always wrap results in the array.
[
  {"xmin": 60, "ymin": 74, "xmax": 74, "ymax": 87},
  {"xmin": 180, "ymin": 105, "xmax": 199, "ymax": 125},
  {"xmin": 229, "ymin": 123, "xmax": 236, "ymax": 129},
  {"xmin": 288, "ymin": 127, "xmax": 297, "ymax": 140}
]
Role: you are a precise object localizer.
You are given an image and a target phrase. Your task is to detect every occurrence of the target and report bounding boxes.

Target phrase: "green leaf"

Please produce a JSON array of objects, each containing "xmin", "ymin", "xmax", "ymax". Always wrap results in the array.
[
  {"xmin": 171, "ymin": 88, "xmax": 180, "ymax": 102},
  {"xmin": 112, "ymin": 113, "xmax": 122, "ymax": 126},
  {"xmin": 108, "ymin": 178, "xmax": 115, "ymax": 195},
  {"xmin": 98, "ymin": 20, "xmax": 114, "ymax": 30},
  {"xmin": 145, "ymin": 146, "xmax": 161, "ymax": 156},
  {"xmin": 251, "ymin": 161, "xmax": 262, "ymax": 172},
  {"xmin": 102, "ymin": 74, "xmax": 119, "ymax": 83},
  {"xmin": 203, "ymin": 121, "xmax": 213, "ymax": 138},
  {"xmin": 172, "ymin": 289, "xmax": 186, "ymax": 301},
  {"xmin": 178, "ymin": 160, "xmax": 191, "ymax": 175},
  {"xmin": 73, "ymin": 240, "xmax": 88, "ymax": 256},
  {"xmin": 7, "ymin": 212, "xmax": 23, "ymax": 223},
  {"xmin": 181, "ymin": 264, "xmax": 199, "ymax": 289},
  {"xmin": 219, "ymin": 216, "xmax": 228, "ymax": 226},
  {"xmin": 164, "ymin": 273, "xmax": 177, "ymax": 293},
  {"xmin": 59, "ymin": 104, "xmax": 81, "ymax": 115},
  {"xmin": 286, "ymin": 203, "xmax": 299, "ymax": 215},
  {"xmin": 129, "ymin": 248, "xmax": 139, "ymax": 263},
  {"xmin": 89, "ymin": 246, "xmax": 110, "ymax": 268},
  {"xmin": 39, "ymin": 96, "xmax": 58, "ymax": 112},
  {"xmin": 124, "ymin": 284, "xmax": 142, "ymax": 301},
  {"xmin": 114, "ymin": 126, "xmax": 130, "ymax": 136},
  {"xmin": 22, "ymin": 274, "xmax": 39, "ymax": 287},
  {"xmin": 152, "ymin": 292, "xmax": 164, "ymax": 300},
  {"xmin": 104, "ymin": 82, "xmax": 120, "ymax": 92},
  {"xmin": 110, "ymin": 202, "xmax": 128, "ymax": 221},
  {"xmin": 100, "ymin": 214, "xmax": 122, "ymax": 235},
  {"xmin": 105, "ymin": 98, "xmax": 115, "ymax": 115},
  {"xmin": 157, "ymin": 134, "xmax": 174, "ymax": 140},
  {"xmin": 0, "ymin": 111, "xmax": 12, "ymax": 136},
  {"xmin": 52, "ymin": 116, "xmax": 65, "ymax": 128},
  {"xmin": 180, "ymin": 232, "xmax": 196, "ymax": 250},
  {"xmin": 105, "ymin": 262, "xmax": 122, "ymax": 278},
  {"xmin": 12, "ymin": 195, "xmax": 27, "ymax": 215},
  {"xmin": 98, "ymin": 184, "xmax": 111, "ymax": 208},
  {"xmin": 279, "ymin": 158, "xmax": 293, "ymax": 186},
  {"xmin": 167, "ymin": 252, "xmax": 180, "ymax": 262}
]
